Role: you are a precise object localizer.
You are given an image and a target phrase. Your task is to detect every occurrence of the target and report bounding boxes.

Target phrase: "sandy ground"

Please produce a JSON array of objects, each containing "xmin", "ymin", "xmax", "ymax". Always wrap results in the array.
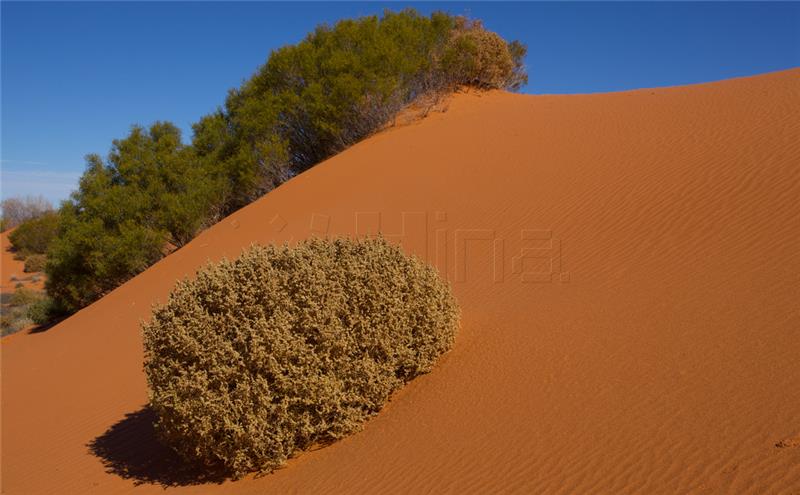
[
  {"xmin": 0, "ymin": 229, "xmax": 44, "ymax": 294},
  {"xmin": 2, "ymin": 69, "xmax": 799, "ymax": 494}
]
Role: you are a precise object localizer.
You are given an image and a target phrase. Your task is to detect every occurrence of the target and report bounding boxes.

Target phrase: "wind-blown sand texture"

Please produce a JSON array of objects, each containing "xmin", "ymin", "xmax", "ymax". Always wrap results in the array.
[{"xmin": 2, "ymin": 69, "xmax": 799, "ymax": 494}]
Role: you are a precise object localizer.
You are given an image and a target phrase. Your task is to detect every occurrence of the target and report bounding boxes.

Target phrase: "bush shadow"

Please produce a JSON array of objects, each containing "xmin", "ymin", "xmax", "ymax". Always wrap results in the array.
[{"xmin": 88, "ymin": 406, "xmax": 228, "ymax": 487}]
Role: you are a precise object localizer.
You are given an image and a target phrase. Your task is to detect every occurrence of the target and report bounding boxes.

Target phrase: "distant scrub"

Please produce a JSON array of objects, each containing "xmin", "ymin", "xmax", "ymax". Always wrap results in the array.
[
  {"xmin": 45, "ymin": 9, "xmax": 527, "ymax": 315},
  {"xmin": 6, "ymin": 205, "xmax": 58, "ymax": 287},
  {"xmin": 8, "ymin": 287, "xmax": 41, "ymax": 307},
  {"xmin": 1, "ymin": 287, "xmax": 56, "ymax": 336},
  {"xmin": 9, "ymin": 211, "xmax": 60, "ymax": 258},
  {"xmin": 0, "ymin": 196, "xmax": 53, "ymax": 230},
  {"xmin": 143, "ymin": 237, "xmax": 460, "ymax": 476}
]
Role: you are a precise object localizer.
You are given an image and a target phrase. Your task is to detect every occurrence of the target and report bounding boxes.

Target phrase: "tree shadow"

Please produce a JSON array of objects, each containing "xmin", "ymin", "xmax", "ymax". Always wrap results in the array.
[
  {"xmin": 27, "ymin": 317, "xmax": 66, "ymax": 334},
  {"xmin": 87, "ymin": 406, "xmax": 228, "ymax": 487}
]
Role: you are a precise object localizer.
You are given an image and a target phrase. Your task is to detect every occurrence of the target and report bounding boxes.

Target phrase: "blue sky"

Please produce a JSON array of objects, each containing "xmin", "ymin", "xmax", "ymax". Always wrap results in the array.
[{"xmin": 2, "ymin": 2, "xmax": 798, "ymax": 204}]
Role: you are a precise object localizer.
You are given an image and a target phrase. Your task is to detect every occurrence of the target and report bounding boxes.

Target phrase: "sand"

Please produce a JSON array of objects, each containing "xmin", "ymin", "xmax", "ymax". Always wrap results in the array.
[
  {"xmin": 2, "ymin": 69, "xmax": 799, "ymax": 494},
  {"xmin": 0, "ymin": 229, "xmax": 44, "ymax": 294}
]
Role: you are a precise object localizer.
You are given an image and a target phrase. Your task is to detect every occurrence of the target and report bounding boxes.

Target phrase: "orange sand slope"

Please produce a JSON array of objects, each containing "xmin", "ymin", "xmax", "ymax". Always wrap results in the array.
[{"xmin": 2, "ymin": 69, "xmax": 799, "ymax": 494}]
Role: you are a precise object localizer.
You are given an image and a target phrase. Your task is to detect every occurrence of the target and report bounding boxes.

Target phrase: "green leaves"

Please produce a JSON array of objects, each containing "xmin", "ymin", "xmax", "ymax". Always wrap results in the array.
[
  {"xmin": 44, "ymin": 9, "xmax": 528, "ymax": 316},
  {"xmin": 45, "ymin": 123, "xmax": 222, "ymax": 312},
  {"xmin": 8, "ymin": 211, "xmax": 60, "ymax": 256},
  {"xmin": 215, "ymin": 8, "xmax": 527, "ymax": 181}
]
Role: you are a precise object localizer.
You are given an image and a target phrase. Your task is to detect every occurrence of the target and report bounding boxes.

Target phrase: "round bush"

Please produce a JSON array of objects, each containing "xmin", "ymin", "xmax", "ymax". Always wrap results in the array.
[
  {"xmin": 441, "ymin": 23, "xmax": 516, "ymax": 89},
  {"xmin": 24, "ymin": 254, "xmax": 46, "ymax": 273},
  {"xmin": 143, "ymin": 237, "xmax": 459, "ymax": 476}
]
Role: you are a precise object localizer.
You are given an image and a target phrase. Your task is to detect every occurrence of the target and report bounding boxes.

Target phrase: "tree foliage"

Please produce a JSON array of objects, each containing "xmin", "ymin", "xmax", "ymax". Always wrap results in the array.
[
  {"xmin": 45, "ymin": 9, "xmax": 527, "ymax": 314},
  {"xmin": 206, "ymin": 10, "xmax": 527, "ymax": 206},
  {"xmin": 46, "ymin": 123, "xmax": 223, "ymax": 312}
]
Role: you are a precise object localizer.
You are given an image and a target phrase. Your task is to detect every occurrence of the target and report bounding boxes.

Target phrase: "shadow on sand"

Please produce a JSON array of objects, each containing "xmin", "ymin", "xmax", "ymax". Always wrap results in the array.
[
  {"xmin": 87, "ymin": 406, "xmax": 227, "ymax": 487},
  {"xmin": 27, "ymin": 317, "xmax": 66, "ymax": 334}
]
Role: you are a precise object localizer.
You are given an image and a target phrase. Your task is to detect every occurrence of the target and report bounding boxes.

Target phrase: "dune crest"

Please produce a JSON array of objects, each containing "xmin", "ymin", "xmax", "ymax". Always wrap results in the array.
[{"xmin": 2, "ymin": 69, "xmax": 799, "ymax": 494}]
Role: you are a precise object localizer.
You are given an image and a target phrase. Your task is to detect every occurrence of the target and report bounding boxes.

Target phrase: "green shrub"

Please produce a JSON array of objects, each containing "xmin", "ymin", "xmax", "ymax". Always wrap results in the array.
[
  {"xmin": 44, "ymin": 123, "xmax": 225, "ymax": 313},
  {"xmin": 143, "ymin": 237, "xmax": 459, "ymax": 477},
  {"xmin": 214, "ymin": 10, "xmax": 527, "ymax": 202},
  {"xmin": 9, "ymin": 211, "xmax": 60, "ymax": 256},
  {"xmin": 1, "ymin": 287, "xmax": 54, "ymax": 335},
  {"xmin": 46, "ymin": 9, "xmax": 526, "ymax": 316},
  {"xmin": 26, "ymin": 296, "xmax": 64, "ymax": 325},
  {"xmin": 46, "ymin": 212, "xmax": 167, "ymax": 313},
  {"xmin": 24, "ymin": 254, "xmax": 47, "ymax": 273}
]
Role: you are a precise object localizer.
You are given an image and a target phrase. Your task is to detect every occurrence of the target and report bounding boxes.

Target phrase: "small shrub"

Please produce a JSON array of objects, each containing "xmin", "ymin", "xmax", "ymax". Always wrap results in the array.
[
  {"xmin": 143, "ymin": 236, "xmax": 459, "ymax": 477},
  {"xmin": 442, "ymin": 20, "xmax": 517, "ymax": 89},
  {"xmin": 26, "ymin": 296, "xmax": 63, "ymax": 325},
  {"xmin": 9, "ymin": 287, "xmax": 43, "ymax": 306},
  {"xmin": 1, "ymin": 287, "xmax": 50, "ymax": 335},
  {"xmin": 24, "ymin": 254, "xmax": 47, "ymax": 273},
  {"xmin": 9, "ymin": 211, "xmax": 60, "ymax": 256},
  {"xmin": 1, "ymin": 309, "xmax": 33, "ymax": 336}
]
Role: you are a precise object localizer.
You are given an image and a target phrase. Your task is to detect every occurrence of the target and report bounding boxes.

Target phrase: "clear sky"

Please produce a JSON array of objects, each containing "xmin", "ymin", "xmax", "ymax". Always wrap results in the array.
[{"xmin": 2, "ymin": 2, "xmax": 798, "ymax": 204}]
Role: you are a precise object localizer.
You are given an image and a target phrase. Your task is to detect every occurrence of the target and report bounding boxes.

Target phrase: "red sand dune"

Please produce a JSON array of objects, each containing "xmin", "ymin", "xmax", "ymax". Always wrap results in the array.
[{"xmin": 2, "ymin": 69, "xmax": 799, "ymax": 494}]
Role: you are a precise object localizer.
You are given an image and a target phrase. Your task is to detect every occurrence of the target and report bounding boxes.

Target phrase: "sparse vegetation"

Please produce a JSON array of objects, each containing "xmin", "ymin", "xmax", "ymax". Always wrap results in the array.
[
  {"xmin": 9, "ymin": 287, "xmax": 42, "ymax": 306},
  {"xmin": 1, "ymin": 287, "xmax": 51, "ymax": 336},
  {"xmin": 143, "ymin": 237, "xmax": 460, "ymax": 477},
  {"xmin": 0, "ymin": 195, "xmax": 53, "ymax": 230},
  {"xmin": 4, "ymin": 202, "xmax": 58, "ymax": 284}
]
